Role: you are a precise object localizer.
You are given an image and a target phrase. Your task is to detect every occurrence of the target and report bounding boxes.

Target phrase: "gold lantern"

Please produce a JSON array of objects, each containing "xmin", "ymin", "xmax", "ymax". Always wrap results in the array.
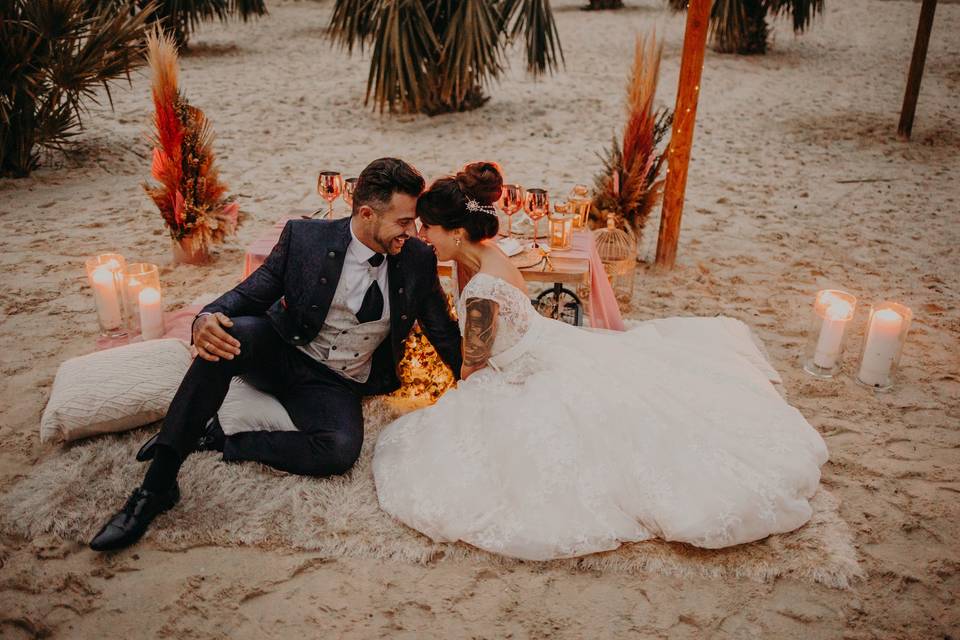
[
  {"xmin": 549, "ymin": 202, "xmax": 575, "ymax": 251},
  {"xmin": 568, "ymin": 184, "xmax": 592, "ymax": 229},
  {"xmin": 593, "ymin": 212, "xmax": 636, "ymax": 306}
]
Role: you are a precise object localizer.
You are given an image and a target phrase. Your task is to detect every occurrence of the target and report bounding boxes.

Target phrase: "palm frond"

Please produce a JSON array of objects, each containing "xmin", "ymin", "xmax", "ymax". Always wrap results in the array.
[
  {"xmin": 764, "ymin": 0, "xmax": 823, "ymax": 33},
  {"xmin": 505, "ymin": 0, "xmax": 564, "ymax": 75},
  {"xmin": 1, "ymin": 0, "xmax": 154, "ymax": 176},
  {"xmin": 438, "ymin": 0, "xmax": 503, "ymax": 107},
  {"xmin": 365, "ymin": 0, "xmax": 440, "ymax": 113}
]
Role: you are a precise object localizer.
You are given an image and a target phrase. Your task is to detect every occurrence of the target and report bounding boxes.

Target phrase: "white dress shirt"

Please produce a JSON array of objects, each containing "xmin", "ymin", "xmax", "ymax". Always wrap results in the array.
[{"xmin": 340, "ymin": 220, "xmax": 390, "ymax": 320}]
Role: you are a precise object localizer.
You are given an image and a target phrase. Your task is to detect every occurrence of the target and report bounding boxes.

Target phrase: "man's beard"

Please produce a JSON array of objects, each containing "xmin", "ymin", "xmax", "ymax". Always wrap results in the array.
[{"xmin": 377, "ymin": 232, "xmax": 407, "ymax": 255}]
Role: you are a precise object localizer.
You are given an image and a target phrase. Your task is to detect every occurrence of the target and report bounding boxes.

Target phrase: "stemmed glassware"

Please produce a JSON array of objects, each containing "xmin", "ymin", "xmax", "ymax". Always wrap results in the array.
[
  {"xmin": 498, "ymin": 184, "xmax": 524, "ymax": 239},
  {"xmin": 342, "ymin": 177, "xmax": 358, "ymax": 213},
  {"xmin": 317, "ymin": 171, "xmax": 343, "ymax": 219},
  {"xmin": 523, "ymin": 188, "xmax": 549, "ymax": 250}
]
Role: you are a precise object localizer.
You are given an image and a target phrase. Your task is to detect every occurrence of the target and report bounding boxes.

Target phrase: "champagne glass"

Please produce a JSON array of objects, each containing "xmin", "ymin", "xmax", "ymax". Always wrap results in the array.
[
  {"xmin": 342, "ymin": 177, "xmax": 358, "ymax": 214},
  {"xmin": 317, "ymin": 171, "xmax": 343, "ymax": 219},
  {"xmin": 523, "ymin": 188, "xmax": 549, "ymax": 250},
  {"xmin": 498, "ymin": 184, "xmax": 524, "ymax": 238}
]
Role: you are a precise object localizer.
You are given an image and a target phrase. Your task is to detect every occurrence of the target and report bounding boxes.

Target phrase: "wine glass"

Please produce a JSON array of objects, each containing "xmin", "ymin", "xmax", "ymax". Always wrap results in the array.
[
  {"xmin": 317, "ymin": 171, "xmax": 343, "ymax": 219},
  {"xmin": 498, "ymin": 184, "xmax": 524, "ymax": 238},
  {"xmin": 342, "ymin": 177, "xmax": 358, "ymax": 214},
  {"xmin": 523, "ymin": 188, "xmax": 549, "ymax": 250}
]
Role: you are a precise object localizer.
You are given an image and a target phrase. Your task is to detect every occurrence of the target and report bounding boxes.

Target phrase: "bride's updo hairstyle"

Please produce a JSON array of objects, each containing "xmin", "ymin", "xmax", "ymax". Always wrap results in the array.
[{"xmin": 417, "ymin": 161, "xmax": 503, "ymax": 241}]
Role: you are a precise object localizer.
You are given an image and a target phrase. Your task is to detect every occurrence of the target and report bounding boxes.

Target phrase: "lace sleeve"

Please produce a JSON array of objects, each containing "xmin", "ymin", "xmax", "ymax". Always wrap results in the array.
[{"xmin": 457, "ymin": 274, "xmax": 531, "ymax": 359}]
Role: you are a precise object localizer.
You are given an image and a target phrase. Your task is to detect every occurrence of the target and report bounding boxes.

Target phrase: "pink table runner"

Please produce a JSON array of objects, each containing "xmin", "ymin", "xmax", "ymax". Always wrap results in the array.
[{"xmin": 243, "ymin": 221, "xmax": 625, "ymax": 331}]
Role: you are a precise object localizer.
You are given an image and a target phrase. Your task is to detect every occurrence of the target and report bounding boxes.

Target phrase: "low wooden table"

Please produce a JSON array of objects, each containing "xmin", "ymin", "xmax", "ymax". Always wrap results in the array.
[{"xmin": 243, "ymin": 218, "xmax": 622, "ymax": 329}]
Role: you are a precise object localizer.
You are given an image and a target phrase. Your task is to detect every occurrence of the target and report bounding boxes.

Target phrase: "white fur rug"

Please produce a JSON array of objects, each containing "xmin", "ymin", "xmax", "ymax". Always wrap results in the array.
[{"xmin": 0, "ymin": 397, "xmax": 862, "ymax": 588}]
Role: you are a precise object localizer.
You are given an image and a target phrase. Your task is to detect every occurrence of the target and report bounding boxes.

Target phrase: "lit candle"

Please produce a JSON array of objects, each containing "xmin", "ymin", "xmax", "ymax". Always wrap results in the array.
[
  {"xmin": 138, "ymin": 287, "xmax": 165, "ymax": 340},
  {"xmin": 813, "ymin": 295, "xmax": 853, "ymax": 370},
  {"xmin": 91, "ymin": 261, "xmax": 123, "ymax": 330},
  {"xmin": 858, "ymin": 308, "xmax": 904, "ymax": 387}
]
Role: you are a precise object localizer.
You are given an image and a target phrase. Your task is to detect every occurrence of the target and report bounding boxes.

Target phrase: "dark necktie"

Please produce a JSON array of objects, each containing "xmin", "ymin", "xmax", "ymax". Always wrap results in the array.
[{"xmin": 356, "ymin": 253, "xmax": 385, "ymax": 324}]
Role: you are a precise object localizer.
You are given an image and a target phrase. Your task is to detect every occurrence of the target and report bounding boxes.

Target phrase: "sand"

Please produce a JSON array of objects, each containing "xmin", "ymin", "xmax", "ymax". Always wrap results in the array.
[{"xmin": 1, "ymin": 0, "xmax": 958, "ymax": 637}]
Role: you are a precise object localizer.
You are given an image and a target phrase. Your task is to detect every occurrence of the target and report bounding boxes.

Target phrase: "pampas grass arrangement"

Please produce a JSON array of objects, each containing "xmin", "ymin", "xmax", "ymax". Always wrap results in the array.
[
  {"xmin": 590, "ymin": 32, "xmax": 672, "ymax": 248},
  {"xmin": 142, "ymin": 28, "xmax": 240, "ymax": 264}
]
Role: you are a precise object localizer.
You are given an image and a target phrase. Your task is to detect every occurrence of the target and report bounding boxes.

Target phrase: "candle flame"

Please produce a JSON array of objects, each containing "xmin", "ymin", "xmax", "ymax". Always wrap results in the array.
[
  {"xmin": 139, "ymin": 287, "xmax": 161, "ymax": 304},
  {"xmin": 92, "ymin": 265, "xmax": 115, "ymax": 285},
  {"xmin": 824, "ymin": 299, "xmax": 852, "ymax": 321},
  {"xmin": 874, "ymin": 308, "xmax": 903, "ymax": 323}
]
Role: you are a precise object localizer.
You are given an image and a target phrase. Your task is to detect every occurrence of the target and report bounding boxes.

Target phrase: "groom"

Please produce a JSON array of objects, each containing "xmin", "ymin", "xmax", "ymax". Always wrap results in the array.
[{"xmin": 90, "ymin": 158, "xmax": 463, "ymax": 551}]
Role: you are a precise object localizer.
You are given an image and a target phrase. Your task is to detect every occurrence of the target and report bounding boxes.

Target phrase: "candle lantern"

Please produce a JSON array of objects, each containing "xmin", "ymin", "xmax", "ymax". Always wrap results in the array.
[
  {"xmin": 85, "ymin": 254, "xmax": 128, "ymax": 337},
  {"xmin": 549, "ymin": 202, "xmax": 575, "ymax": 250},
  {"xmin": 856, "ymin": 301, "xmax": 912, "ymax": 391},
  {"xmin": 803, "ymin": 289, "xmax": 857, "ymax": 379},
  {"xmin": 124, "ymin": 263, "xmax": 165, "ymax": 340},
  {"xmin": 567, "ymin": 184, "xmax": 592, "ymax": 229}
]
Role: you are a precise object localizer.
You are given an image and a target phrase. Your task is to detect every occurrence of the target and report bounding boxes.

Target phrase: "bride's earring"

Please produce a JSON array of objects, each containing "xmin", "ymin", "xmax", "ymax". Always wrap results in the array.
[{"xmin": 455, "ymin": 237, "xmax": 462, "ymax": 247}]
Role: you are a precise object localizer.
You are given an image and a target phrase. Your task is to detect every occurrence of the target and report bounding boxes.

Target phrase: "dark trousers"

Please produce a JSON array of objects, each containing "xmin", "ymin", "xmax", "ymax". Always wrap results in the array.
[{"xmin": 156, "ymin": 316, "xmax": 364, "ymax": 476}]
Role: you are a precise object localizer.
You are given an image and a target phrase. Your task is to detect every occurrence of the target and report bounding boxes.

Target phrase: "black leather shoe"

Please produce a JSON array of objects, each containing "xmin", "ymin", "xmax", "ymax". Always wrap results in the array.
[
  {"xmin": 136, "ymin": 418, "xmax": 225, "ymax": 462},
  {"xmin": 89, "ymin": 483, "xmax": 180, "ymax": 552},
  {"xmin": 135, "ymin": 432, "xmax": 161, "ymax": 462}
]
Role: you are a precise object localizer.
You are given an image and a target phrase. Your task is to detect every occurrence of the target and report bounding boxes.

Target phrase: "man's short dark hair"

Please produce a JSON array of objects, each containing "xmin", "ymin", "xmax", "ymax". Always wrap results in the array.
[{"xmin": 352, "ymin": 158, "xmax": 425, "ymax": 215}]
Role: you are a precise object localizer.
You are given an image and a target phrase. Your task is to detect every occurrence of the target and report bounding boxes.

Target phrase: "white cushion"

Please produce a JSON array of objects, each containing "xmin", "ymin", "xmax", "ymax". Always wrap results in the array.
[
  {"xmin": 218, "ymin": 377, "xmax": 297, "ymax": 436},
  {"xmin": 41, "ymin": 339, "xmax": 193, "ymax": 444}
]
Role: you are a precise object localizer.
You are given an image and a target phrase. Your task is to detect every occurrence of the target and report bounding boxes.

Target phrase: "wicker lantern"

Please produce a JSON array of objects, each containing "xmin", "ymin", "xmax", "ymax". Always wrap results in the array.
[{"xmin": 593, "ymin": 212, "xmax": 636, "ymax": 306}]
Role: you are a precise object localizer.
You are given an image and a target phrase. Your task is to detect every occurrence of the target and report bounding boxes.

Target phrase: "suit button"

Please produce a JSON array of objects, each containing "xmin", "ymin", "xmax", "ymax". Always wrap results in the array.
[
  {"xmin": 293, "ymin": 335, "xmax": 300, "ymax": 341},
  {"xmin": 401, "ymin": 314, "xmax": 408, "ymax": 321},
  {"xmin": 320, "ymin": 277, "xmax": 327, "ymax": 284},
  {"xmin": 328, "ymin": 251, "xmax": 336, "ymax": 258},
  {"xmin": 310, "ymin": 304, "xmax": 318, "ymax": 310},
  {"xmin": 398, "ymin": 287, "xmax": 404, "ymax": 294}
]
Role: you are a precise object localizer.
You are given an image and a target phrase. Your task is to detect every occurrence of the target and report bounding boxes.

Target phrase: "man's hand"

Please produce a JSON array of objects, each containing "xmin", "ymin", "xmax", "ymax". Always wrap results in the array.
[{"xmin": 193, "ymin": 312, "xmax": 241, "ymax": 362}]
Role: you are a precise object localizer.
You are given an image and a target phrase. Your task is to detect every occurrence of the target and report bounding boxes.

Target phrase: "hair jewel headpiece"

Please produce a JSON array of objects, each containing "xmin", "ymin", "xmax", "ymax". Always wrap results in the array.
[{"xmin": 465, "ymin": 197, "xmax": 497, "ymax": 216}]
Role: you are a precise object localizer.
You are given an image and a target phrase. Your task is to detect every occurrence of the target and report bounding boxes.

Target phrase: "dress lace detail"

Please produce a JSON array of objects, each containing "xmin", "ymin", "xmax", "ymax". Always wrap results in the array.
[{"xmin": 373, "ymin": 276, "xmax": 829, "ymax": 561}]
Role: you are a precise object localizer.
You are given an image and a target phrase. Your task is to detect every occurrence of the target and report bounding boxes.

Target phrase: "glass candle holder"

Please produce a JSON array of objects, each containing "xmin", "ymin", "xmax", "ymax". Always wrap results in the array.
[
  {"xmin": 124, "ymin": 263, "xmax": 164, "ymax": 340},
  {"xmin": 568, "ymin": 184, "xmax": 592, "ymax": 228},
  {"xmin": 85, "ymin": 254, "xmax": 127, "ymax": 337},
  {"xmin": 549, "ymin": 206, "xmax": 575, "ymax": 251},
  {"xmin": 803, "ymin": 289, "xmax": 857, "ymax": 379},
  {"xmin": 856, "ymin": 301, "xmax": 912, "ymax": 391}
]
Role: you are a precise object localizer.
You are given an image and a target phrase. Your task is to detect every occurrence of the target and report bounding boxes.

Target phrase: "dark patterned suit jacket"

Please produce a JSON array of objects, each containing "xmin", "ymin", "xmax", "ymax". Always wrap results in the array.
[{"xmin": 201, "ymin": 217, "xmax": 463, "ymax": 394}]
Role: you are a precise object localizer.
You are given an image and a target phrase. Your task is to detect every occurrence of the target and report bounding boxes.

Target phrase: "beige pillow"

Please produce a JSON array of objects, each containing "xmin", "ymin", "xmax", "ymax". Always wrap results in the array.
[
  {"xmin": 218, "ymin": 377, "xmax": 297, "ymax": 435},
  {"xmin": 40, "ymin": 339, "xmax": 193, "ymax": 444}
]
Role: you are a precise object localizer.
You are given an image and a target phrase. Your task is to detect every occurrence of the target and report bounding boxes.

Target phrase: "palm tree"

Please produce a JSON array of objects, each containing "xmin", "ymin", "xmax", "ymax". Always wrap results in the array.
[
  {"xmin": 0, "ymin": 0, "xmax": 154, "ymax": 177},
  {"xmin": 87, "ymin": 0, "xmax": 267, "ymax": 48},
  {"xmin": 668, "ymin": 0, "xmax": 823, "ymax": 55},
  {"xmin": 328, "ymin": 0, "xmax": 564, "ymax": 114}
]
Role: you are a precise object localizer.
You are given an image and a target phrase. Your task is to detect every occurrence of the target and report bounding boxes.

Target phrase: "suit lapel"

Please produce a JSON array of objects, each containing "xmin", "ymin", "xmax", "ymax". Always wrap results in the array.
[{"xmin": 310, "ymin": 217, "xmax": 352, "ymax": 323}]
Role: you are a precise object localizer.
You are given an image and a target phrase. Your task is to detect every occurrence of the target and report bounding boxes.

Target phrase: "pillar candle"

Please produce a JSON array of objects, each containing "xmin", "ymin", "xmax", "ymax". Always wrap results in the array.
[
  {"xmin": 91, "ymin": 262, "xmax": 123, "ymax": 330},
  {"xmin": 138, "ymin": 287, "xmax": 165, "ymax": 340},
  {"xmin": 813, "ymin": 298, "xmax": 852, "ymax": 369},
  {"xmin": 858, "ymin": 308, "xmax": 904, "ymax": 387}
]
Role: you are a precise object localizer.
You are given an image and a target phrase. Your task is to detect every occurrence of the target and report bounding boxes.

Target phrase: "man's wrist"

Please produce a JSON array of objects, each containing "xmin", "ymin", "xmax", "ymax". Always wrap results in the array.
[{"xmin": 191, "ymin": 312, "xmax": 213, "ymax": 341}]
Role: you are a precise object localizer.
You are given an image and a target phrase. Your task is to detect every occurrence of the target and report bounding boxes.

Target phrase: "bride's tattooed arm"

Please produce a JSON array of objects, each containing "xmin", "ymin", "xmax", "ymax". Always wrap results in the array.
[{"xmin": 462, "ymin": 297, "xmax": 499, "ymax": 378}]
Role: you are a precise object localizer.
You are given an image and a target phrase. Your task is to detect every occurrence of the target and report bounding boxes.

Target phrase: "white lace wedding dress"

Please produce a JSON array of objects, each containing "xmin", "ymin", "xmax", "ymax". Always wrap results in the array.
[{"xmin": 373, "ymin": 273, "xmax": 829, "ymax": 560}]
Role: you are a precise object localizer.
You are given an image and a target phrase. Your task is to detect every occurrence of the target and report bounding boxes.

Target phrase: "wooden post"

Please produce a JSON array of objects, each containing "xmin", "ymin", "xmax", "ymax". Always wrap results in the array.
[
  {"xmin": 655, "ymin": 0, "xmax": 711, "ymax": 268},
  {"xmin": 898, "ymin": 0, "xmax": 938, "ymax": 139}
]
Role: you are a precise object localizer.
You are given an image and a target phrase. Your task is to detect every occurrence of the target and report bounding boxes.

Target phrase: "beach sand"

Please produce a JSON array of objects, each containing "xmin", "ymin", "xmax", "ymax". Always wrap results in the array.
[{"xmin": 1, "ymin": 0, "xmax": 958, "ymax": 637}]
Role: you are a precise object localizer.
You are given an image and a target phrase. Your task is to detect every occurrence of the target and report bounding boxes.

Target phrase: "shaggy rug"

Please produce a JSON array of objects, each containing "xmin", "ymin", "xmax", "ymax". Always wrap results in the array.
[{"xmin": 0, "ymin": 397, "xmax": 862, "ymax": 588}]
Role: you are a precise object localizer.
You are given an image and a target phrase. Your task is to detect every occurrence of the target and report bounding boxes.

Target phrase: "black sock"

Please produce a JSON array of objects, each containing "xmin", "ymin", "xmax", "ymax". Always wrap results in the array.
[{"xmin": 142, "ymin": 444, "xmax": 182, "ymax": 493}]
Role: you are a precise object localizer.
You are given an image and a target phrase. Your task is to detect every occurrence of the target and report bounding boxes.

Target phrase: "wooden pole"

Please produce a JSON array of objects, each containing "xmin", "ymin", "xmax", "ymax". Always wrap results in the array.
[
  {"xmin": 898, "ymin": 0, "xmax": 938, "ymax": 139},
  {"xmin": 655, "ymin": 0, "xmax": 711, "ymax": 268}
]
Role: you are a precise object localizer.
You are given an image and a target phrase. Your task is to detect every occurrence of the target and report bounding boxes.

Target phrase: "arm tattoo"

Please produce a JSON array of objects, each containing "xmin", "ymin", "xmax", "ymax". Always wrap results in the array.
[{"xmin": 463, "ymin": 297, "xmax": 499, "ymax": 369}]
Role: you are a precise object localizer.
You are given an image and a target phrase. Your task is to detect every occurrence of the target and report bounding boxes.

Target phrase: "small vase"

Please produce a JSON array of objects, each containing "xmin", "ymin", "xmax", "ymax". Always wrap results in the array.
[{"xmin": 171, "ymin": 236, "xmax": 210, "ymax": 265}]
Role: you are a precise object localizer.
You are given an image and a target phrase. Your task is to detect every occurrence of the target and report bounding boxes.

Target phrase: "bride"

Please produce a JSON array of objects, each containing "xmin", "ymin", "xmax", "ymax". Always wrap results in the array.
[{"xmin": 372, "ymin": 162, "xmax": 829, "ymax": 561}]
